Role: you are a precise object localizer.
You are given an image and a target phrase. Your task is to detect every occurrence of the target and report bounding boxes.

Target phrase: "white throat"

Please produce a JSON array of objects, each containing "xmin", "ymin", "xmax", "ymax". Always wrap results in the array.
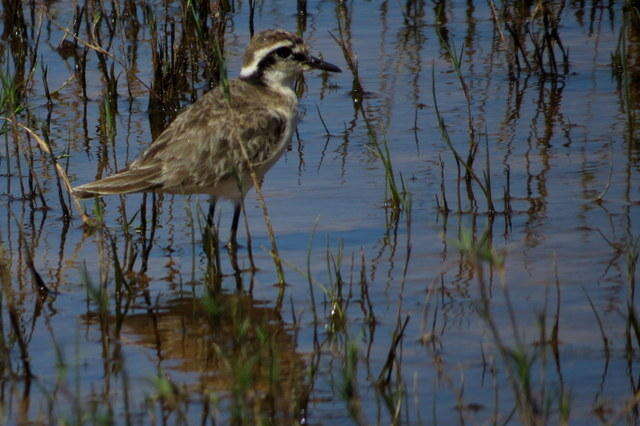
[{"xmin": 261, "ymin": 69, "xmax": 298, "ymax": 101}]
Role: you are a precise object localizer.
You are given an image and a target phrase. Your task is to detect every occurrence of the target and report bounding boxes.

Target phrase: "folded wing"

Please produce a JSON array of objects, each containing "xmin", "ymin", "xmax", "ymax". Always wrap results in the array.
[{"xmin": 72, "ymin": 83, "xmax": 288, "ymax": 199}]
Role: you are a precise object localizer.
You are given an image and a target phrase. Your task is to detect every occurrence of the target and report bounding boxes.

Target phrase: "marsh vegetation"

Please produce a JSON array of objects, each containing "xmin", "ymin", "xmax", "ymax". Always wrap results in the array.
[{"xmin": 0, "ymin": 0, "xmax": 639, "ymax": 424}]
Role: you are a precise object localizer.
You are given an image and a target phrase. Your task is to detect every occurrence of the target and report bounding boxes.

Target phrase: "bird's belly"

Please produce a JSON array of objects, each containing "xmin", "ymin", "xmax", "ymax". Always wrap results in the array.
[
  {"xmin": 188, "ymin": 129, "xmax": 293, "ymax": 199},
  {"xmin": 198, "ymin": 155, "xmax": 285, "ymax": 200}
]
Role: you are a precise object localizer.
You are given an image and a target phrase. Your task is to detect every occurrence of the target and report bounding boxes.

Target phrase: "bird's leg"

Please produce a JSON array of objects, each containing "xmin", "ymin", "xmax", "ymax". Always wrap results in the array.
[
  {"xmin": 206, "ymin": 197, "xmax": 217, "ymax": 230},
  {"xmin": 229, "ymin": 202, "xmax": 242, "ymax": 248},
  {"xmin": 203, "ymin": 197, "xmax": 222, "ymax": 289},
  {"xmin": 228, "ymin": 241, "xmax": 242, "ymax": 281}
]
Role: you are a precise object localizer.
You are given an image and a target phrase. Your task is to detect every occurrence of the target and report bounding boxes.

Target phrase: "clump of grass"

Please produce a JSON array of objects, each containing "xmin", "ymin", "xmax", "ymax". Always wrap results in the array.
[
  {"xmin": 2, "ymin": 118, "xmax": 91, "ymax": 224},
  {"xmin": 81, "ymin": 262, "xmax": 110, "ymax": 324},
  {"xmin": 432, "ymin": 56, "xmax": 495, "ymax": 215},
  {"xmin": 612, "ymin": 0, "xmax": 640, "ymax": 144},
  {"xmin": 146, "ymin": 372, "xmax": 188, "ymax": 422},
  {"xmin": 0, "ymin": 64, "xmax": 24, "ymax": 127},
  {"xmin": 492, "ymin": 0, "xmax": 570, "ymax": 77},
  {"xmin": 331, "ymin": 8, "xmax": 410, "ymax": 219},
  {"xmin": 453, "ymin": 228, "xmax": 574, "ymax": 425},
  {"xmin": 340, "ymin": 337, "xmax": 368, "ymax": 425},
  {"xmin": 324, "ymin": 242, "xmax": 349, "ymax": 335}
]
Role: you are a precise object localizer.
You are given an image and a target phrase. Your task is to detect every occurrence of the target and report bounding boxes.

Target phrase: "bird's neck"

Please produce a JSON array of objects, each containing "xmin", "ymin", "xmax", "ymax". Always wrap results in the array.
[
  {"xmin": 265, "ymin": 71, "xmax": 298, "ymax": 102},
  {"xmin": 241, "ymin": 69, "xmax": 299, "ymax": 105}
]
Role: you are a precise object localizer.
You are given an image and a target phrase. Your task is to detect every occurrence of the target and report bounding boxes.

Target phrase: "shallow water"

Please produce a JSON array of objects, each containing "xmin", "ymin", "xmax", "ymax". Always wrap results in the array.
[{"xmin": 0, "ymin": 0, "xmax": 639, "ymax": 424}]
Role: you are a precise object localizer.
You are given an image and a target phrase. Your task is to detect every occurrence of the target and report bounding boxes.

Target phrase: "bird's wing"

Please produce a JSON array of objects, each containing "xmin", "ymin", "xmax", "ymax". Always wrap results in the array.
[{"xmin": 129, "ymin": 92, "xmax": 288, "ymax": 192}]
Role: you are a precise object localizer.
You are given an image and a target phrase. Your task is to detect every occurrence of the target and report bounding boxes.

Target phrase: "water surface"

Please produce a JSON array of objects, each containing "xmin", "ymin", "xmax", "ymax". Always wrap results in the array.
[{"xmin": 0, "ymin": 0, "xmax": 639, "ymax": 424}]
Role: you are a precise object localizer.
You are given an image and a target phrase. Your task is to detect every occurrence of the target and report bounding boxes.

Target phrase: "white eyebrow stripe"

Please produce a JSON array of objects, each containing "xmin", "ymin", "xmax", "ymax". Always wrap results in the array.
[{"xmin": 240, "ymin": 41, "xmax": 293, "ymax": 78}]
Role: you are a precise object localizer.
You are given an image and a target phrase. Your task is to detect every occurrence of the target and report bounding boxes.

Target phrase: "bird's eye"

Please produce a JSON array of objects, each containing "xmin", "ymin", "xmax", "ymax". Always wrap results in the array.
[{"xmin": 275, "ymin": 47, "xmax": 292, "ymax": 58}]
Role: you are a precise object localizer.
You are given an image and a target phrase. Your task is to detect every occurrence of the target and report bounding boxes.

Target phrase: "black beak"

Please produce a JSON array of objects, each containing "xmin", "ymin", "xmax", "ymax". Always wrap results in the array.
[{"xmin": 305, "ymin": 55, "xmax": 342, "ymax": 73}]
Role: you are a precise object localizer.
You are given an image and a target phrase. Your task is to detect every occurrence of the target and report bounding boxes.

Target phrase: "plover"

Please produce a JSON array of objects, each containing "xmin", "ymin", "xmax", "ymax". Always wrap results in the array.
[{"xmin": 74, "ymin": 29, "xmax": 341, "ymax": 244}]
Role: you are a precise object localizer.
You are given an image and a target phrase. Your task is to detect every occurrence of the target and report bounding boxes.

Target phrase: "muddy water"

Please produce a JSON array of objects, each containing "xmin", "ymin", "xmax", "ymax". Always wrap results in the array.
[{"xmin": 0, "ymin": 0, "xmax": 638, "ymax": 424}]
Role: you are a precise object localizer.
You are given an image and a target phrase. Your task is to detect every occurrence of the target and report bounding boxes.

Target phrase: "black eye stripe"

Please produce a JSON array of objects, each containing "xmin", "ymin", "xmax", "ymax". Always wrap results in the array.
[{"xmin": 275, "ymin": 46, "xmax": 292, "ymax": 58}]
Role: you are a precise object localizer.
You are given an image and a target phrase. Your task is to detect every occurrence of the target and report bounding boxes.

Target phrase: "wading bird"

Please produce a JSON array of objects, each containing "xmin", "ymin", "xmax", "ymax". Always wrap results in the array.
[{"xmin": 74, "ymin": 29, "xmax": 341, "ymax": 245}]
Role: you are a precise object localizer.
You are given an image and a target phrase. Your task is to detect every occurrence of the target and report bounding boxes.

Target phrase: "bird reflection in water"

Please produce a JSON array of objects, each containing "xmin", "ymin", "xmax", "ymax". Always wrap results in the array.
[{"xmin": 83, "ymin": 288, "xmax": 317, "ymax": 423}]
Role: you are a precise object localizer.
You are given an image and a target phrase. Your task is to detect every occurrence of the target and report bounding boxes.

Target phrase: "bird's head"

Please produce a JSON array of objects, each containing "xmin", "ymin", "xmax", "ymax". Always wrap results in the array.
[{"xmin": 239, "ymin": 29, "xmax": 341, "ymax": 89}]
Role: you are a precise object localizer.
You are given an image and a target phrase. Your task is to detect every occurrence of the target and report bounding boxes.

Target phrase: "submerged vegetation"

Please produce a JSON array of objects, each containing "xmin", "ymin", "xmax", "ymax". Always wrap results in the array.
[{"xmin": 0, "ymin": 0, "xmax": 638, "ymax": 424}]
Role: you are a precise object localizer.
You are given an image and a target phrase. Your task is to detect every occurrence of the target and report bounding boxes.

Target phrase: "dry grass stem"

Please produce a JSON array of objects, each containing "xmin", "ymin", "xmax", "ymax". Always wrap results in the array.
[{"xmin": 1, "ymin": 117, "xmax": 90, "ymax": 224}]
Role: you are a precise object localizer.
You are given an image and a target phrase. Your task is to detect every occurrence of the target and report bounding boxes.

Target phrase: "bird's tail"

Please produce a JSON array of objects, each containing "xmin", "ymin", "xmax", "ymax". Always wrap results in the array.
[{"xmin": 73, "ymin": 167, "xmax": 162, "ymax": 199}]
